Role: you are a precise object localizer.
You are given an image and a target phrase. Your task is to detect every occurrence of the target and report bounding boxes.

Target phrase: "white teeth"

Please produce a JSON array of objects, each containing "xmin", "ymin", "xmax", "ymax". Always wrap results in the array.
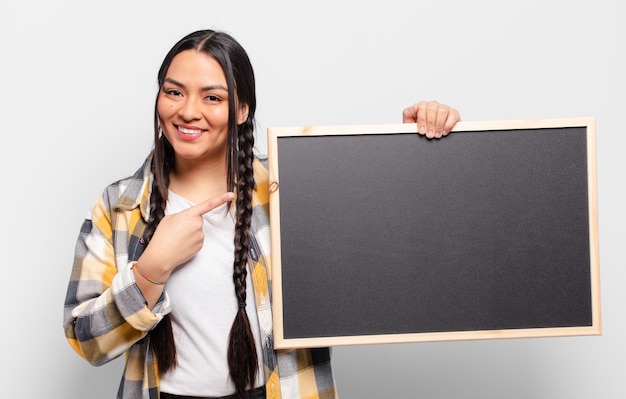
[{"xmin": 179, "ymin": 126, "xmax": 202, "ymax": 135}]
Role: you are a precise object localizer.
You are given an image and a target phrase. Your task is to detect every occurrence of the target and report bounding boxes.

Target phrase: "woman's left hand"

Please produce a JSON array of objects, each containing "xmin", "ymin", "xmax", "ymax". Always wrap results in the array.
[{"xmin": 402, "ymin": 100, "xmax": 461, "ymax": 139}]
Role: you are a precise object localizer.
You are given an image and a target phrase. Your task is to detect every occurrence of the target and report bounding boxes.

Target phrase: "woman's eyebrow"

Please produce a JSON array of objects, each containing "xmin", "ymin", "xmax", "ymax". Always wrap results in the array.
[{"xmin": 164, "ymin": 77, "xmax": 227, "ymax": 92}]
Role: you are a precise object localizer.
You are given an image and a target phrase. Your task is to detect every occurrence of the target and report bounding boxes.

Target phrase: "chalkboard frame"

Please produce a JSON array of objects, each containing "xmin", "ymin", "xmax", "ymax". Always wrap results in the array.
[{"xmin": 267, "ymin": 117, "xmax": 600, "ymax": 349}]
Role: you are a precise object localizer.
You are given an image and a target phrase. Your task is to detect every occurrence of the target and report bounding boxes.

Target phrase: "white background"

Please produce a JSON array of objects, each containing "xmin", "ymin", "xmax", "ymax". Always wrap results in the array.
[{"xmin": 1, "ymin": 0, "xmax": 624, "ymax": 398}]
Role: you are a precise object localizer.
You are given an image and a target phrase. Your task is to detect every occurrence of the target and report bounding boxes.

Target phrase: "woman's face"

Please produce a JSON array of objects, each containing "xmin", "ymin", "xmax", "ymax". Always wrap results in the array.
[{"xmin": 157, "ymin": 50, "xmax": 245, "ymax": 164}]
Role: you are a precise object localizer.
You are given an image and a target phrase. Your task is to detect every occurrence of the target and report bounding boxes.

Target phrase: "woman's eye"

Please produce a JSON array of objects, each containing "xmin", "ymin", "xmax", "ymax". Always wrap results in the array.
[
  {"xmin": 165, "ymin": 88, "xmax": 182, "ymax": 96},
  {"xmin": 206, "ymin": 95, "xmax": 221, "ymax": 102}
]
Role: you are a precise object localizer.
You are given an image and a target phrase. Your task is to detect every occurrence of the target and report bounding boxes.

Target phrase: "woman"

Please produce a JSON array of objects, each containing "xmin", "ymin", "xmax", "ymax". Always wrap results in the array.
[{"xmin": 63, "ymin": 29, "xmax": 460, "ymax": 399}]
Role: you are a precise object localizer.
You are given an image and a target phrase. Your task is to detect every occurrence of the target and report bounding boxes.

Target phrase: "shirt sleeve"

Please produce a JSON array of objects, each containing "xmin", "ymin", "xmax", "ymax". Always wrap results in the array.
[{"xmin": 63, "ymin": 194, "xmax": 169, "ymax": 366}]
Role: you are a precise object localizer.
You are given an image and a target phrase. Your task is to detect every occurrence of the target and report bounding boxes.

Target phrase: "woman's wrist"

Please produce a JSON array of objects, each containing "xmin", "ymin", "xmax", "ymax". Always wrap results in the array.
[{"xmin": 131, "ymin": 261, "xmax": 165, "ymax": 285}]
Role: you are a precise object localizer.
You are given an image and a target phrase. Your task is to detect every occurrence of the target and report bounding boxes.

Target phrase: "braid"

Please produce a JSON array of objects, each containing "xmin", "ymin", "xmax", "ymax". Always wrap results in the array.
[
  {"xmin": 145, "ymin": 136, "xmax": 177, "ymax": 373},
  {"xmin": 143, "ymin": 137, "xmax": 171, "ymax": 240},
  {"xmin": 227, "ymin": 119, "xmax": 257, "ymax": 399}
]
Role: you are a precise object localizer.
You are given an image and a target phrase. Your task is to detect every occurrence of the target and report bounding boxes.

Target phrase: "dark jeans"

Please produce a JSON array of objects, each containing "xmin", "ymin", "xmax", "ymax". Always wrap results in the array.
[{"xmin": 160, "ymin": 386, "xmax": 266, "ymax": 399}]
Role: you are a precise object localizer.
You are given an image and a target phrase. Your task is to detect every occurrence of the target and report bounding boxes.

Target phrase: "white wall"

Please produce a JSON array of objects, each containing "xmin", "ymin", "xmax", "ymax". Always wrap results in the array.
[{"xmin": 1, "ymin": 0, "xmax": 624, "ymax": 397}]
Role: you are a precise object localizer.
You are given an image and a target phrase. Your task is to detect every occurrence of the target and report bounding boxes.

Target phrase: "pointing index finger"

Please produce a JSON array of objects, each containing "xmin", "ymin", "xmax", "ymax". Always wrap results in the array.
[{"xmin": 189, "ymin": 192, "xmax": 235, "ymax": 215}]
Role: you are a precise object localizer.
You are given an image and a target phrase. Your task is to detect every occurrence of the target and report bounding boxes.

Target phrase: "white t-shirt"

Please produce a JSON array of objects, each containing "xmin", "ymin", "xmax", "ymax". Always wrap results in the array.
[{"xmin": 159, "ymin": 191, "xmax": 265, "ymax": 396}]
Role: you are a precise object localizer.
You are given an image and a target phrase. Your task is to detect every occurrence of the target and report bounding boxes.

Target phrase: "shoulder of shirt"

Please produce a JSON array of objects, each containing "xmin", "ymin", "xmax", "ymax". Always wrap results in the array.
[
  {"xmin": 100, "ymin": 156, "xmax": 152, "ymax": 214},
  {"xmin": 253, "ymin": 156, "xmax": 269, "ymax": 182},
  {"xmin": 252, "ymin": 156, "xmax": 270, "ymax": 207}
]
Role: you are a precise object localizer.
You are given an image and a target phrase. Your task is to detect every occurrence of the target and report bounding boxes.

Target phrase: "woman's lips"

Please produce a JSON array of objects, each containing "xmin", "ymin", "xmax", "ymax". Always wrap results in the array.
[{"xmin": 176, "ymin": 125, "xmax": 206, "ymax": 141}]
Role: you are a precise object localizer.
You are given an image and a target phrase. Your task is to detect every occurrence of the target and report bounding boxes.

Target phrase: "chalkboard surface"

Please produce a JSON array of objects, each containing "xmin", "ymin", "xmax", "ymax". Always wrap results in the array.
[{"xmin": 267, "ymin": 118, "xmax": 600, "ymax": 349}]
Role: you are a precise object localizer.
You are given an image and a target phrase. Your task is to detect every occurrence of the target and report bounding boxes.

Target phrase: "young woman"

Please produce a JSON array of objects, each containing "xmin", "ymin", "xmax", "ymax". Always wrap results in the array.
[{"xmin": 63, "ymin": 29, "xmax": 461, "ymax": 399}]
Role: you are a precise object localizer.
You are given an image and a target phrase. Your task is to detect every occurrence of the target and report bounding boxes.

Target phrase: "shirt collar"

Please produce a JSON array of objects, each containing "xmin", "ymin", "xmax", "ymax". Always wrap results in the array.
[
  {"xmin": 111, "ymin": 154, "xmax": 269, "ymax": 223},
  {"xmin": 113, "ymin": 155, "xmax": 153, "ymax": 222}
]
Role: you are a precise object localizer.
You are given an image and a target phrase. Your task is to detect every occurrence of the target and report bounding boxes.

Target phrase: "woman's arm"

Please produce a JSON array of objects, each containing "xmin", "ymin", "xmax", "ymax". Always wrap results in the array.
[{"xmin": 63, "ymin": 194, "xmax": 167, "ymax": 366}]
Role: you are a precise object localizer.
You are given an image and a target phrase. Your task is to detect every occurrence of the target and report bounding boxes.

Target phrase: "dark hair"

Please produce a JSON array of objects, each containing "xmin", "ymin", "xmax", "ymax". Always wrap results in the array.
[{"xmin": 143, "ymin": 29, "xmax": 258, "ymax": 399}]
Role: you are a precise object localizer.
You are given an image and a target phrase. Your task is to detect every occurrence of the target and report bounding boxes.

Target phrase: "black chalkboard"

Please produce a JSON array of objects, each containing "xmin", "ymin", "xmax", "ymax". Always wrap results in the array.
[{"xmin": 267, "ymin": 118, "xmax": 600, "ymax": 349}]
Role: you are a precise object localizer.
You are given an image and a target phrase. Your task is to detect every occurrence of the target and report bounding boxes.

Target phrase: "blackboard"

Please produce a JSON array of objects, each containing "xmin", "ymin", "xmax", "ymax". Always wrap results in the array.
[{"xmin": 267, "ymin": 118, "xmax": 600, "ymax": 349}]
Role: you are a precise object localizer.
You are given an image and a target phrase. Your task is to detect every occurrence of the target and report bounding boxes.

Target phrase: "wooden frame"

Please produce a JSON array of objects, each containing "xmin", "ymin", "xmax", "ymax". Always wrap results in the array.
[{"xmin": 267, "ymin": 117, "xmax": 600, "ymax": 349}]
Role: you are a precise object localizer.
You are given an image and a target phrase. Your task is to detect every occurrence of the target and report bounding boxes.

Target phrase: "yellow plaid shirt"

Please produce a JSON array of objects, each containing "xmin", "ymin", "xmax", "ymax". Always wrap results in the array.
[{"xmin": 63, "ymin": 154, "xmax": 337, "ymax": 399}]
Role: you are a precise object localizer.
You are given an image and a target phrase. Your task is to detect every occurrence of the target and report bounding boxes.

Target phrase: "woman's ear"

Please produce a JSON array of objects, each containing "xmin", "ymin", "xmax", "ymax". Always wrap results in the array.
[{"xmin": 237, "ymin": 103, "xmax": 249, "ymax": 125}]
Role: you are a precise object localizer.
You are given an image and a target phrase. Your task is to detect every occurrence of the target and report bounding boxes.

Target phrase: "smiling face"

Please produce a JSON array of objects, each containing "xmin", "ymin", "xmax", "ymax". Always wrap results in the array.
[{"xmin": 157, "ymin": 50, "xmax": 247, "ymax": 166}]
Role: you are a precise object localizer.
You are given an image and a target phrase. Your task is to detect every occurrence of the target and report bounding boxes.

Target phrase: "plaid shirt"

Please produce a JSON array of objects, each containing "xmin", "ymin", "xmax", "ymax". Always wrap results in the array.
[{"xmin": 64, "ymin": 155, "xmax": 337, "ymax": 399}]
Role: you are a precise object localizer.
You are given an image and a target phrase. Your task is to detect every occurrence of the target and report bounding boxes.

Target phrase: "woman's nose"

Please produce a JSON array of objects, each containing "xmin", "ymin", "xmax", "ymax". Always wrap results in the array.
[{"xmin": 179, "ymin": 97, "xmax": 201, "ymax": 120}]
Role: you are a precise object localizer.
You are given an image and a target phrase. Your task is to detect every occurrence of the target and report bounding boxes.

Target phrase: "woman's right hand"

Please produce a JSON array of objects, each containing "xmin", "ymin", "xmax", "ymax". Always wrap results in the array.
[{"xmin": 138, "ymin": 192, "xmax": 235, "ymax": 283}]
